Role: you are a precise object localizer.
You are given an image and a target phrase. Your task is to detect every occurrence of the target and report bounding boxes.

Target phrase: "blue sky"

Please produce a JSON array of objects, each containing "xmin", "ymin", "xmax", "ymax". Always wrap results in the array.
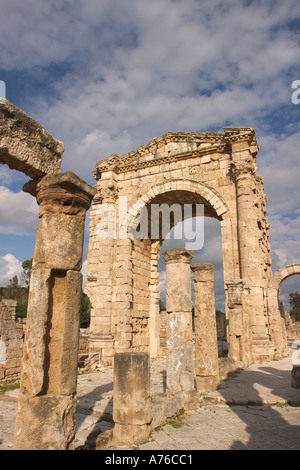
[{"xmin": 0, "ymin": 0, "xmax": 300, "ymax": 309}]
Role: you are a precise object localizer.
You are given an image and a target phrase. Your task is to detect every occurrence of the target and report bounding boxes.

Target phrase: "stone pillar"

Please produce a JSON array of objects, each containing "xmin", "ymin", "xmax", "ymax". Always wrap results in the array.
[
  {"xmin": 235, "ymin": 171, "xmax": 261, "ymax": 280},
  {"xmin": 113, "ymin": 238, "xmax": 134, "ymax": 353},
  {"xmin": 86, "ymin": 175, "xmax": 118, "ymax": 366},
  {"xmin": 191, "ymin": 263, "xmax": 219, "ymax": 392},
  {"xmin": 231, "ymin": 136, "xmax": 274, "ymax": 361},
  {"xmin": 13, "ymin": 171, "xmax": 95, "ymax": 450},
  {"xmin": 112, "ymin": 352, "xmax": 152, "ymax": 445},
  {"xmin": 149, "ymin": 241, "xmax": 161, "ymax": 358},
  {"xmin": 267, "ymin": 281, "xmax": 287, "ymax": 359},
  {"xmin": 0, "ymin": 299, "xmax": 24, "ymax": 385},
  {"xmin": 162, "ymin": 248, "xmax": 195, "ymax": 399},
  {"xmin": 225, "ymin": 280, "xmax": 252, "ymax": 365}
]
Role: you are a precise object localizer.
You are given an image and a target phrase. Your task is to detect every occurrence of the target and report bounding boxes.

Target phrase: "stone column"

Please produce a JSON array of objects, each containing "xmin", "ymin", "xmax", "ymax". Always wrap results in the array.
[
  {"xmin": 86, "ymin": 174, "xmax": 118, "ymax": 365},
  {"xmin": 191, "ymin": 263, "xmax": 219, "ymax": 392},
  {"xmin": 13, "ymin": 171, "xmax": 95, "ymax": 450},
  {"xmin": 267, "ymin": 281, "xmax": 287, "ymax": 359},
  {"xmin": 235, "ymin": 166, "xmax": 274, "ymax": 360},
  {"xmin": 225, "ymin": 280, "xmax": 252, "ymax": 365},
  {"xmin": 149, "ymin": 241, "xmax": 161, "ymax": 358},
  {"xmin": 230, "ymin": 134, "xmax": 274, "ymax": 361},
  {"xmin": 234, "ymin": 169, "xmax": 261, "ymax": 280},
  {"xmin": 112, "ymin": 352, "xmax": 152, "ymax": 445},
  {"xmin": 162, "ymin": 248, "xmax": 195, "ymax": 399}
]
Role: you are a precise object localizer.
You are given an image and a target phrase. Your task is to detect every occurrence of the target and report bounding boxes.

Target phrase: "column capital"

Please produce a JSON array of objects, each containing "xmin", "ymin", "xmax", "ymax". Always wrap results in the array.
[
  {"xmin": 225, "ymin": 279, "xmax": 245, "ymax": 307},
  {"xmin": 94, "ymin": 178, "xmax": 118, "ymax": 204},
  {"xmin": 230, "ymin": 159, "xmax": 257, "ymax": 180},
  {"xmin": 162, "ymin": 248, "xmax": 193, "ymax": 265},
  {"xmin": 24, "ymin": 171, "xmax": 96, "ymax": 214},
  {"xmin": 191, "ymin": 263, "xmax": 214, "ymax": 282}
]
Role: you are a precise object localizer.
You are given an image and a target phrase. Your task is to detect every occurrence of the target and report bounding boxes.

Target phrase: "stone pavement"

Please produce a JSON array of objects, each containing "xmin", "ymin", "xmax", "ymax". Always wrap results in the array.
[{"xmin": 0, "ymin": 347, "xmax": 299, "ymax": 450}]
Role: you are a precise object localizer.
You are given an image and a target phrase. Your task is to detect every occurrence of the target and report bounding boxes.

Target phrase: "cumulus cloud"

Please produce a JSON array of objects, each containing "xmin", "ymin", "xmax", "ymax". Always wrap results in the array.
[
  {"xmin": 81, "ymin": 258, "xmax": 87, "ymax": 287},
  {"xmin": 0, "ymin": 253, "xmax": 22, "ymax": 286},
  {"xmin": 9, "ymin": 0, "xmax": 296, "ymax": 184},
  {"xmin": 0, "ymin": 0, "xmax": 299, "ymax": 305},
  {"xmin": 0, "ymin": 186, "xmax": 39, "ymax": 235}
]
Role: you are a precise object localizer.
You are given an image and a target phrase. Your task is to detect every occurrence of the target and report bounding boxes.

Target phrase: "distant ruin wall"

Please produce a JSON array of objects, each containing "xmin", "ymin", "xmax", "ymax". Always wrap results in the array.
[
  {"xmin": 285, "ymin": 311, "xmax": 300, "ymax": 340},
  {"xmin": 216, "ymin": 311, "xmax": 227, "ymax": 340},
  {"xmin": 0, "ymin": 300, "xmax": 26, "ymax": 385},
  {"xmin": 0, "ymin": 306, "xmax": 90, "ymax": 385}
]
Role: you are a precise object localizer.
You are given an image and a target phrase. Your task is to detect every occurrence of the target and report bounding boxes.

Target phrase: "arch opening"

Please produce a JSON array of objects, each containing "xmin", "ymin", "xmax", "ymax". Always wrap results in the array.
[{"xmin": 129, "ymin": 186, "xmax": 228, "ymax": 360}]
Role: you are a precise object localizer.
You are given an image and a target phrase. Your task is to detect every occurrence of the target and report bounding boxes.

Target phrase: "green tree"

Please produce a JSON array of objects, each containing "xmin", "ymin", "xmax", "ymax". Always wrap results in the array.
[
  {"xmin": 9, "ymin": 275, "xmax": 19, "ymax": 288},
  {"xmin": 289, "ymin": 292, "xmax": 300, "ymax": 322},
  {"xmin": 21, "ymin": 258, "xmax": 32, "ymax": 287},
  {"xmin": 15, "ymin": 296, "xmax": 28, "ymax": 319},
  {"xmin": 79, "ymin": 292, "xmax": 91, "ymax": 328}
]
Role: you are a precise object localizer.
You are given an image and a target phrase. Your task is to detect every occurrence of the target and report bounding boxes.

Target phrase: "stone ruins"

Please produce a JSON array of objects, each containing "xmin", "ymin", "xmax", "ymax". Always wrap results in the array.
[
  {"xmin": 0, "ymin": 100, "xmax": 299, "ymax": 450},
  {"xmin": 0, "ymin": 300, "xmax": 25, "ymax": 384},
  {"xmin": 0, "ymin": 101, "xmax": 96, "ymax": 449},
  {"xmin": 85, "ymin": 127, "xmax": 286, "ymax": 365}
]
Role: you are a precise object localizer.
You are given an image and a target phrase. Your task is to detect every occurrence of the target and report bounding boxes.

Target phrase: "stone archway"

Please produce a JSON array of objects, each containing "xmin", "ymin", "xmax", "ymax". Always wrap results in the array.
[
  {"xmin": 266, "ymin": 264, "xmax": 300, "ymax": 356},
  {"xmin": 273, "ymin": 264, "xmax": 300, "ymax": 290},
  {"xmin": 86, "ymin": 127, "xmax": 277, "ymax": 365}
]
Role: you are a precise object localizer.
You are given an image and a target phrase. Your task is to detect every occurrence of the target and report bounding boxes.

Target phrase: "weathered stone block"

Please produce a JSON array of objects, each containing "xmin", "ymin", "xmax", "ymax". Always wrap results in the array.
[
  {"xmin": 113, "ymin": 352, "xmax": 152, "ymax": 426},
  {"xmin": 0, "ymin": 100, "xmax": 64, "ymax": 178},
  {"xmin": 291, "ymin": 366, "xmax": 300, "ymax": 389}
]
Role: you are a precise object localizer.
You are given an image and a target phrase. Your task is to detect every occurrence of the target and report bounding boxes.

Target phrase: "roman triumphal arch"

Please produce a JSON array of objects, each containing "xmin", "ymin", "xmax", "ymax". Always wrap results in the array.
[{"xmin": 85, "ymin": 127, "xmax": 286, "ymax": 365}]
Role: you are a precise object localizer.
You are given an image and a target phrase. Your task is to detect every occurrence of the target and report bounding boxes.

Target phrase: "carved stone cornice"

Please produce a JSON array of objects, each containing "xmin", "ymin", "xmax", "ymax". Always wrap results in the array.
[
  {"xmin": 223, "ymin": 127, "xmax": 259, "ymax": 155},
  {"xmin": 92, "ymin": 128, "xmax": 258, "ymax": 179},
  {"xmin": 93, "ymin": 131, "xmax": 232, "ymax": 178}
]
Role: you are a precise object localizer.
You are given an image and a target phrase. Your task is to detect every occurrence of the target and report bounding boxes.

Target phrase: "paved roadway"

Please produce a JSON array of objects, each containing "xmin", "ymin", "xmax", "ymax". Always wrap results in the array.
[{"xmin": 1, "ymin": 347, "xmax": 299, "ymax": 451}]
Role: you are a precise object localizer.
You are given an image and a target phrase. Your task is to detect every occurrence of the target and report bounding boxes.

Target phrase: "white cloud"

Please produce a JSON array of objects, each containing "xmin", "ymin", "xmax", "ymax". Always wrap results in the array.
[
  {"xmin": 12, "ymin": 0, "xmax": 296, "ymax": 184},
  {"xmin": 0, "ymin": 253, "xmax": 22, "ymax": 286},
  {"xmin": 255, "ymin": 129, "xmax": 300, "ymax": 275},
  {"xmin": 1, "ymin": 0, "xmax": 299, "ymax": 304},
  {"xmin": 0, "ymin": 186, "xmax": 39, "ymax": 235},
  {"xmin": 258, "ymin": 129, "xmax": 300, "ymax": 216},
  {"xmin": 0, "ymin": 165, "xmax": 28, "ymax": 188},
  {"xmin": 81, "ymin": 259, "xmax": 87, "ymax": 287},
  {"xmin": 158, "ymin": 217, "xmax": 225, "ymax": 310}
]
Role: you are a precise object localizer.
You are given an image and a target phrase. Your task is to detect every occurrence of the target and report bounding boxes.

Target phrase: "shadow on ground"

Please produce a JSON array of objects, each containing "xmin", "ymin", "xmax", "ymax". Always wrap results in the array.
[{"xmin": 218, "ymin": 365, "xmax": 300, "ymax": 450}]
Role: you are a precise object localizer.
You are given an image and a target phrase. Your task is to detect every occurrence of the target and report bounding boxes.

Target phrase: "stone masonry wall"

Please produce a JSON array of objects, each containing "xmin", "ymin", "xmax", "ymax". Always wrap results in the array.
[
  {"xmin": 0, "ymin": 300, "xmax": 26, "ymax": 385},
  {"xmin": 86, "ymin": 128, "xmax": 283, "ymax": 363}
]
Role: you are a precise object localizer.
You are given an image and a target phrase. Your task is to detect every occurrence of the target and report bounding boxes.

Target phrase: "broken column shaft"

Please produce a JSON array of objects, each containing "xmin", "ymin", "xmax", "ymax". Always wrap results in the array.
[
  {"xmin": 191, "ymin": 263, "xmax": 219, "ymax": 392},
  {"xmin": 112, "ymin": 352, "xmax": 152, "ymax": 445},
  {"xmin": 162, "ymin": 248, "xmax": 195, "ymax": 399}
]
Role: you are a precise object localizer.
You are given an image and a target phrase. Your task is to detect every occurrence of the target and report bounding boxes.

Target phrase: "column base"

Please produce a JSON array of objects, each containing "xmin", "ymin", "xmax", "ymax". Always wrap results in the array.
[
  {"xmin": 196, "ymin": 375, "xmax": 219, "ymax": 393},
  {"xmin": 112, "ymin": 423, "xmax": 151, "ymax": 446},
  {"xmin": 13, "ymin": 393, "xmax": 76, "ymax": 450},
  {"xmin": 89, "ymin": 334, "xmax": 114, "ymax": 366}
]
